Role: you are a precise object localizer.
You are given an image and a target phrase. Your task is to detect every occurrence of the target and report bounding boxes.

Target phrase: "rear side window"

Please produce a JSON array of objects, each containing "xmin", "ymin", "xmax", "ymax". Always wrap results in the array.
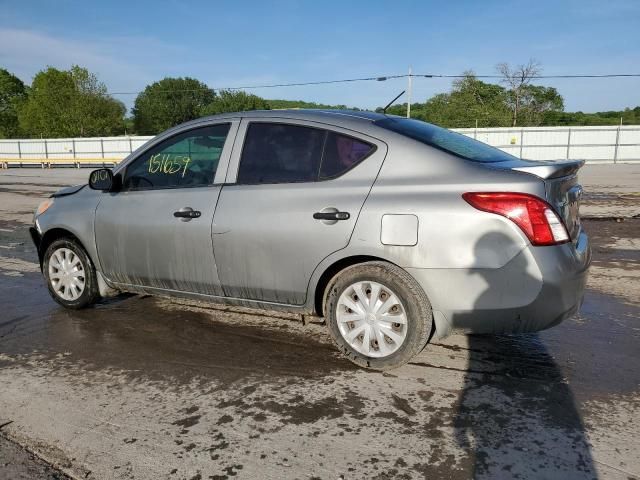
[
  {"xmin": 237, "ymin": 123, "xmax": 325, "ymax": 184},
  {"xmin": 320, "ymin": 131, "xmax": 375, "ymax": 179},
  {"xmin": 375, "ymin": 117, "xmax": 517, "ymax": 163},
  {"xmin": 237, "ymin": 123, "xmax": 375, "ymax": 184}
]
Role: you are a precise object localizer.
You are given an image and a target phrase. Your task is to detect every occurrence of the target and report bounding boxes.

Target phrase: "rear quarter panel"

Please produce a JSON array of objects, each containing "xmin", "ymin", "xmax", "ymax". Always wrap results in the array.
[
  {"xmin": 340, "ymin": 137, "xmax": 546, "ymax": 269},
  {"xmin": 305, "ymin": 135, "xmax": 547, "ymax": 315}
]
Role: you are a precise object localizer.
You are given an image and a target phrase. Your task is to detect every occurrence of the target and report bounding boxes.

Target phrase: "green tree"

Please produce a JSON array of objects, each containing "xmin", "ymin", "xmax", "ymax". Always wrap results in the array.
[
  {"xmin": 427, "ymin": 73, "xmax": 511, "ymax": 127},
  {"xmin": 132, "ymin": 77, "xmax": 215, "ymax": 134},
  {"xmin": 267, "ymin": 99, "xmax": 355, "ymax": 110},
  {"xmin": 18, "ymin": 66, "xmax": 125, "ymax": 137},
  {"xmin": 377, "ymin": 68, "xmax": 565, "ymax": 128},
  {"xmin": 496, "ymin": 59, "xmax": 564, "ymax": 127},
  {"xmin": 380, "ymin": 73, "xmax": 511, "ymax": 128},
  {"xmin": 123, "ymin": 116, "xmax": 135, "ymax": 135},
  {"xmin": 0, "ymin": 68, "xmax": 28, "ymax": 138},
  {"xmin": 542, "ymin": 106, "xmax": 640, "ymax": 126},
  {"xmin": 515, "ymin": 84, "xmax": 564, "ymax": 126},
  {"xmin": 202, "ymin": 90, "xmax": 270, "ymax": 115}
]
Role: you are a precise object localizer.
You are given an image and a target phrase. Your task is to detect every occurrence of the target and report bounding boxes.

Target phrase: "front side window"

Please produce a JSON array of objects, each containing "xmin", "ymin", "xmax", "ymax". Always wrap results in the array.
[
  {"xmin": 123, "ymin": 124, "xmax": 230, "ymax": 190},
  {"xmin": 375, "ymin": 117, "xmax": 517, "ymax": 163},
  {"xmin": 237, "ymin": 123, "xmax": 375, "ymax": 184}
]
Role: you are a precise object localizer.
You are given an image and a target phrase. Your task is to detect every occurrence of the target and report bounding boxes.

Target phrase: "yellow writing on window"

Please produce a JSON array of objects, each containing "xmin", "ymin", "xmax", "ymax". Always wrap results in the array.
[{"xmin": 148, "ymin": 154, "xmax": 192, "ymax": 178}]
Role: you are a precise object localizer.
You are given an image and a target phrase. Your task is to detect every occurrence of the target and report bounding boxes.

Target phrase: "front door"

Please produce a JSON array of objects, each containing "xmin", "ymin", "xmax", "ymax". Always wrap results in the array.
[
  {"xmin": 212, "ymin": 120, "xmax": 386, "ymax": 305},
  {"xmin": 95, "ymin": 122, "xmax": 237, "ymax": 296}
]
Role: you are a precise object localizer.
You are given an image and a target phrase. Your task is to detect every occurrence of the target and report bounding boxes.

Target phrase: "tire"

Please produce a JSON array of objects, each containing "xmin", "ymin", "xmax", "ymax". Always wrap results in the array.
[
  {"xmin": 324, "ymin": 261, "xmax": 433, "ymax": 370},
  {"xmin": 43, "ymin": 238, "xmax": 99, "ymax": 309}
]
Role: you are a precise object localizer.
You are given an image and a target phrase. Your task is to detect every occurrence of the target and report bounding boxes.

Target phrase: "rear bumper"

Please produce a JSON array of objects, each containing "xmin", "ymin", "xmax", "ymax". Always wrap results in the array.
[{"xmin": 407, "ymin": 229, "xmax": 591, "ymax": 337}]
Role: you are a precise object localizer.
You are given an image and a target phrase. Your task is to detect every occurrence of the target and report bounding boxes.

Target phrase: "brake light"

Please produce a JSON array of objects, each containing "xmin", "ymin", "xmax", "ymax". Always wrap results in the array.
[{"xmin": 462, "ymin": 192, "xmax": 569, "ymax": 246}]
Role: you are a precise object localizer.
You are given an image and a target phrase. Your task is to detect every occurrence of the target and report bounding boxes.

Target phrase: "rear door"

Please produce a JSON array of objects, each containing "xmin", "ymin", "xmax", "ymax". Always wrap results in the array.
[
  {"xmin": 211, "ymin": 119, "xmax": 387, "ymax": 305},
  {"xmin": 95, "ymin": 121, "xmax": 238, "ymax": 295}
]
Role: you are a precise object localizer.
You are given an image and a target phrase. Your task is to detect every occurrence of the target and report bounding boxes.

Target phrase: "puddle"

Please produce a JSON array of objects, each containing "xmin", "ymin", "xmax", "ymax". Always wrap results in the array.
[{"xmin": 0, "ymin": 272, "xmax": 356, "ymax": 386}]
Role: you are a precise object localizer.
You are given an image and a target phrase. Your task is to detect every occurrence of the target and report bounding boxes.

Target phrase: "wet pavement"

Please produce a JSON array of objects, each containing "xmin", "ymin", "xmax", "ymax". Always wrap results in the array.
[
  {"xmin": 578, "ymin": 164, "xmax": 640, "ymax": 219},
  {"xmin": 0, "ymin": 168, "xmax": 639, "ymax": 480},
  {"xmin": 0, "ymin": 434, "xmax": 68, "ymax": 480}
]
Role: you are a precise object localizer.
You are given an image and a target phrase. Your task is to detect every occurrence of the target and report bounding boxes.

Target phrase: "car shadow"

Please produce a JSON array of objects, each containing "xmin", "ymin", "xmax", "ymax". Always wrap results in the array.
[{"xmin": 451, "ymin": 232, "xmax": 597, "ymax": 478}]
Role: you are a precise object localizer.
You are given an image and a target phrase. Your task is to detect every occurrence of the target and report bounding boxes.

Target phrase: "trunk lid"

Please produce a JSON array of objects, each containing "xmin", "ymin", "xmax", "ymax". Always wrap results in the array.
[{"xmin": 489, "ymin": 159, "xmax": 585, "ymax": 241}]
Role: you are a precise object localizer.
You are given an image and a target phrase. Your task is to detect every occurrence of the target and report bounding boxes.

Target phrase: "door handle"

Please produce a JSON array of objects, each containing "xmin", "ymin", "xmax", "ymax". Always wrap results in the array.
[
  {"xmin": 313, "ymin": 211, "xmax": 350, "ymax": 221},
  {"xmin": 173, "ymin": 207, "xmax": 201, "ymax": 221}
]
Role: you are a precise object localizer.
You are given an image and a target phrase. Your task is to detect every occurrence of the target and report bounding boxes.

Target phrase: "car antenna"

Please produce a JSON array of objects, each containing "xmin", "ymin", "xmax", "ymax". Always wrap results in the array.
[{"xmin": 382, "ymin": 90, "xmax": 405, "ymax": 115}]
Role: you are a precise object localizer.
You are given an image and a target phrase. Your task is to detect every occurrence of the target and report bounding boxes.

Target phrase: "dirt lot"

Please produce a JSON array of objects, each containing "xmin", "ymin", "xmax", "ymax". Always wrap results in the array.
[{"xmin": 0, "ymin": 166, "xmax": 638, "ymax": 480}]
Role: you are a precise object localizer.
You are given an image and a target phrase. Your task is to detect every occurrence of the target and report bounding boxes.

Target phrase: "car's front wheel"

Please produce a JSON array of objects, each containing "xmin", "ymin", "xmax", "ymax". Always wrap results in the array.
[
  {"xmin": 43, "ymin": 238, "xmax": 99, "ymax": 309},
  {"xmin": 325, "ymin": 261, "xmax": 433, "ymax": 370}
]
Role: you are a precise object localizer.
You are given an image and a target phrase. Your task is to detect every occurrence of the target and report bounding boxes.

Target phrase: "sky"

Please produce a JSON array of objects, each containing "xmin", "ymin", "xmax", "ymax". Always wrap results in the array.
[{"xmin": 1, "ymin": 0, "xmax": 639, "ymax": 114}]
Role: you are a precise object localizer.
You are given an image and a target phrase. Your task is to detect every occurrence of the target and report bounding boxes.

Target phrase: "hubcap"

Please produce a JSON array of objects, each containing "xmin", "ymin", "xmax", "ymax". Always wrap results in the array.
[
  {"xmin": 48, "ymin": 247, "xmax": 85, "ymax": 301},
  {"xmin": 336, "ymin": 280, "xmax": 408, "ymax": 358}
]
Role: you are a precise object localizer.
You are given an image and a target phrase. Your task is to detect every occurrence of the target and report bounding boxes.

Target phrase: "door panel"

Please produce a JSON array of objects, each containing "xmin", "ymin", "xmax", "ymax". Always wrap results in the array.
[
  {"xmin": 95, "ymin": 188, "xmax": 224, "ymax": 295},
  {"xmin": 212, "ymin": 119, "xmax": 387, "ymax": 305},
  {"xmin": 94, "ymin": 121, "xmax": 238, "ymax": 296},
  {"xmin": 212, "ymin": 183, "xmax": 369, "ymax": 304}
]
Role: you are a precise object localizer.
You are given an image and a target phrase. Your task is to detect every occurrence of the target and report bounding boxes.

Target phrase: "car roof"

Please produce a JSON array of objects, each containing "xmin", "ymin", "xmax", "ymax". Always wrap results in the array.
[
  {"xmin": 144, "ymin": 109, "xmax": 407, "ymax": 157},
  {"xmin": 189, "ymin": 109, "xmax": 390, "ymax": 126}
]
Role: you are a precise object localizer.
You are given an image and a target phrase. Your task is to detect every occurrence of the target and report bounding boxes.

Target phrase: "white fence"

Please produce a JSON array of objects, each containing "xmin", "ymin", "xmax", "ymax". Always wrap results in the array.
[
  {"xmin": 1, "ymin": 125, "xmax": 639, "ymax": 167},
  {"xmin": 454, "ymin": 125, "xmax": 640, "ymax": 163},
  {"xmin": 0, "ymin": 136, "xmax": 154, "ymax": 167}
]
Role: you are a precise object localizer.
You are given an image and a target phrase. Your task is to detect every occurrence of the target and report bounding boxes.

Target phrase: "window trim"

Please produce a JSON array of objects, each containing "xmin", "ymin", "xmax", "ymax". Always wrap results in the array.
[
  {"xmin": 233, "ymin": 121, "xmax": 378, "ymax": 186},
  {"xmin": 118, "ymin": 121, "xmax": 236, "ymax": 192}
]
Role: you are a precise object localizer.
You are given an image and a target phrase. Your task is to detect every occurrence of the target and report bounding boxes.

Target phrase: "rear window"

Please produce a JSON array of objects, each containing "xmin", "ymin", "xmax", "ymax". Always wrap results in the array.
[{"xmin": 375, "ymin": 117, "xmax": 517, "ymax": 163}]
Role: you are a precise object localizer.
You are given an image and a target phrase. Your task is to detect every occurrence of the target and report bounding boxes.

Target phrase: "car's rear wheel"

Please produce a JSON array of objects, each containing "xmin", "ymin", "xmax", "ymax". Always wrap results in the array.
[
  {"xmin": 43, "ymin": 238, "xmax": 99, "ymax": 309},
  {"xmin": 325, "ymin": 261, "xmax": 433, "ymax": 370}
]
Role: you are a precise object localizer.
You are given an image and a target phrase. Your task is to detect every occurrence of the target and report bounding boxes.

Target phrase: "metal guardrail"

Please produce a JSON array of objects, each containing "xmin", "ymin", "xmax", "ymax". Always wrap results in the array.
[{"xmin": 1, "ymin": 158, "xmax": 120, "ymax": 169}]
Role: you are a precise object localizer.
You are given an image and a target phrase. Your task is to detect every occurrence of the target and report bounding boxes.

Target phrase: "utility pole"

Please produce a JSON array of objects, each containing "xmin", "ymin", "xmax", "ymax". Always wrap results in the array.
[{"xmin": 407, "ymin": 66, "xmax": 412, "ymax": 118}]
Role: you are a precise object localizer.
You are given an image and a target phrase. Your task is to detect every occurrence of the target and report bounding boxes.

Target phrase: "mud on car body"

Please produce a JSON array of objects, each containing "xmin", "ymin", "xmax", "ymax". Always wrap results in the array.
[{"xmin": 31, "ymin": 110, "xmax": 590, "ymax": 370}]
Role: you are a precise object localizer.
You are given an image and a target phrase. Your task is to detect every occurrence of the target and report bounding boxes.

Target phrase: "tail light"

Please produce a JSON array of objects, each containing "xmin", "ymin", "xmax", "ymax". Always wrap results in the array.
[{"xmin": 462, "ymin": 192, "xmax": 569, "ymax": 246}]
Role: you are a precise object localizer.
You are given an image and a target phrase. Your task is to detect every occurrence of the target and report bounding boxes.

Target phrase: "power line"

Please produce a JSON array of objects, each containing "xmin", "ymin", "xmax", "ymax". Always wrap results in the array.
[
  {"xmin": 434, "ymin": 73, "xmax": 640, "ymax": 79},
  {"xmin": 107, "ymin": 75, "xmax": 406, "ymax": 95},
  {"xmin": 106, "ymin": 72, "xmax": 640, "ymax": 96},
  {"xmin": 224, "ymin": 74, "xmax": 409, "ymax": 90}
]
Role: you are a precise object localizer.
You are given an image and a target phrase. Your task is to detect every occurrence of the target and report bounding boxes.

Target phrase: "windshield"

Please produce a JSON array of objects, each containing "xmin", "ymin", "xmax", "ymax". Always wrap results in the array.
[{"xmin": 375, "ymin": 117, "xmax": 517, "ymax": 163}]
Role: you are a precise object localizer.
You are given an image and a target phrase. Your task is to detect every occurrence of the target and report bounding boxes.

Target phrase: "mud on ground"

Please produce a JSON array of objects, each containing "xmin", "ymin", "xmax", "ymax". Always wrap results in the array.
[{"xmin": 0, "ymin": 168, "xmax": 638, "ymax": 480}]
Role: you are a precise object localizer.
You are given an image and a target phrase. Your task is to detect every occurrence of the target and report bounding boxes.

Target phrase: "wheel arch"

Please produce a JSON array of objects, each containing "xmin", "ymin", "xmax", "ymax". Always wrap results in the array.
[
  {"xmin": 313, "ymin": 255, "xmax": 399, "ymax": 317},
  {"xmin": 38, "ymin": 228, "xmax": 94, "ymax": 270}
]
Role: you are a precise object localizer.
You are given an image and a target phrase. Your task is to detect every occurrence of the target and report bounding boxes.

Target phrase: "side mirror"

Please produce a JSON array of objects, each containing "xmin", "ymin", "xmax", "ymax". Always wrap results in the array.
[{"xmin": 89, "ymin": 168, "xmax": 113, "ymax": 191}]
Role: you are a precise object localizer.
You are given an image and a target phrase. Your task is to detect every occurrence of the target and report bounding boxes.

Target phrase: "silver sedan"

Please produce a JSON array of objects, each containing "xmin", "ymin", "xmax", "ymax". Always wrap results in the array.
[{"xmin": 30, "ymin": 110, "xmax": 590, "ymax": 369}]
